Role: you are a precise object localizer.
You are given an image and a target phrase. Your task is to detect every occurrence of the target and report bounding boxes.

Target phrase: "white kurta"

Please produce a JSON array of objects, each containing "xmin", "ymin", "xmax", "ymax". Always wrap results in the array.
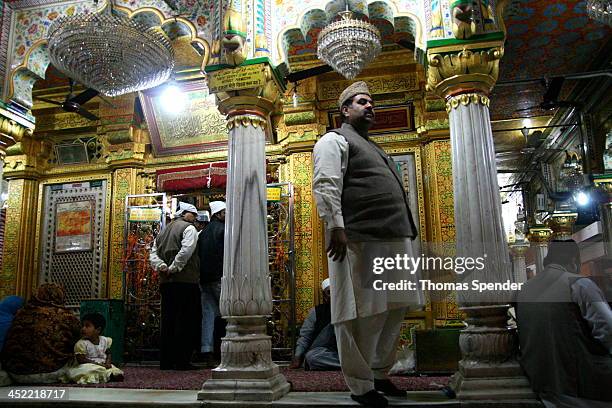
[
  {"xmin": 313, "ymin": 132, "xmax": 423, "ymax": 324},
  {"xmin": 313, "ymin": 129, "xmax": 425, "ymax": 396}
]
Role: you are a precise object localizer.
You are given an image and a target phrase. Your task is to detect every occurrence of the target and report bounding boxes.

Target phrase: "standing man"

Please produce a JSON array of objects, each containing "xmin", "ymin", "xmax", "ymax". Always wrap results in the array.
[
  {"xmin": 197, "ymin": 201, "xmax": 226, "ymax": 366},
  {"xmin": 150, "ymin": 201, "xmax": 201, "ymax": 370},
  {"xmin": 312, "ymin": 81, "xmax": 423, "ymax": 407}
]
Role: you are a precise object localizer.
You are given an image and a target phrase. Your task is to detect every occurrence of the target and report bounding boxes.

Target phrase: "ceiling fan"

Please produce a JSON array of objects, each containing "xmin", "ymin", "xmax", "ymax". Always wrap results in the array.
[
  {"xmin": 514, "ymin": 77, "xmax": 578, "ymax": 112},
  {"xmin": 33, "ymin": 78, "xmax": 100, "ymax": 121}
]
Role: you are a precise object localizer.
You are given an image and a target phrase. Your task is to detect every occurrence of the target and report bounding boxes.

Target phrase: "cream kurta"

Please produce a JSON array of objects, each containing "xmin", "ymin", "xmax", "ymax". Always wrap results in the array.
[{"xmin": 313, "ymin": 132, "xmax": 423, "ymax": 324}]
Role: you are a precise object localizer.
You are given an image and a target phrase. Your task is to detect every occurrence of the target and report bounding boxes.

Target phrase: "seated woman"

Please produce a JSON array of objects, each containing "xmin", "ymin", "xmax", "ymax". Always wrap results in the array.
[
  {"xmin": 1, "ymin": 283, "xmax": 81, "ymax": 383},
  {"xmin": 67, "ymin": 313, "xmax": 123, "ymax": 384}
]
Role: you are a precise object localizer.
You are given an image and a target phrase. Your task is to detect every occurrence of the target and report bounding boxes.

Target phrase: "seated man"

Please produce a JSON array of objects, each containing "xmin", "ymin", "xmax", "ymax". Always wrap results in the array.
[
  {"xmin": 290, "ymin": 278, "xmax": 340, "ymax": 371},
  {"xmin": 516, "ymin": 240, "xmax": 612, "ymax": 408}
]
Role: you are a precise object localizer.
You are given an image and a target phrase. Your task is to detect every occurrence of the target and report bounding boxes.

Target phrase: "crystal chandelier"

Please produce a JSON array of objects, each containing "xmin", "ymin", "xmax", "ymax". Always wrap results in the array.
[
  {"xmin": 47, "ymin": 3, "xmax": 174, "ymax": 97},
  {"xmin": 317, "ymin": 9, "xmax": 381, "ymax": 80},
  {"xmin": 586, "ymin": 0, "xmax": 612, "ymax": 26}
]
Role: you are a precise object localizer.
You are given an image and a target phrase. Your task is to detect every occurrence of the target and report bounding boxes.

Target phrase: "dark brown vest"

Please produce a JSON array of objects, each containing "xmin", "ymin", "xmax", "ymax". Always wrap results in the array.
[
  {"xmin": 155, "ymin": 218, "xmax": 199, "ymax": 285},
  {"xmin": 333, "ymin": 123, "xmax": 417, "ymax": 241},
  {"xmin": 516, "ymin": 264, "xmax": 612, "ymax": 401}
]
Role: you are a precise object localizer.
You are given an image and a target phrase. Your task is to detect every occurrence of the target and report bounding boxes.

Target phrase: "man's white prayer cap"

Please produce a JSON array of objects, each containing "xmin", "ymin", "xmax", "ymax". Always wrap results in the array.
[
  {"xmin": 176, "ymin": 202, "xmax": 198, "ymax": 217},
  {"xmin": 209, "ymin": 201, "xmax": 226, "ymax": 216},
  {"xmin": 196, "ymin": 210, "xmax": 210, "ymax": 222}
]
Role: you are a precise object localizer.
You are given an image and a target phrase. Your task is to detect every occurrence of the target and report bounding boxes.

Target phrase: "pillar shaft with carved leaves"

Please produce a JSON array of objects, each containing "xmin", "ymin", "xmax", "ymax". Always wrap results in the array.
[
  {"xmin": 0, "ymin": 105, "xmax": 37, "ymax": 299},
  {"xmin": 198, "ymin": 61, "xmax": 290, "ymax": 403},
  {"xmin": 427, "ymin": 36, "xmax": 535, "ymax": 400}
]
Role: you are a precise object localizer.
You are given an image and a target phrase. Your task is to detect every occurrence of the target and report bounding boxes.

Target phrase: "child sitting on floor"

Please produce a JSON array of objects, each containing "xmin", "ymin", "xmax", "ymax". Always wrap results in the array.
[{"xmin": 67, "ymin": 313, "xmax": 123, "ymax": 384}]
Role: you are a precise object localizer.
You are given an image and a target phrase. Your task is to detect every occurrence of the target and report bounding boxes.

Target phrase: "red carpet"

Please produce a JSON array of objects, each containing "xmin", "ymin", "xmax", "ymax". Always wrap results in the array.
[{"xmin": 52, "ymin": 366, "xmax": 449, "ymax": 391}]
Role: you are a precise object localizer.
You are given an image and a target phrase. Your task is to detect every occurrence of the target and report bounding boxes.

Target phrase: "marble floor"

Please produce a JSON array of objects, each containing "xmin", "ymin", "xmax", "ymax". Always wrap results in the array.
[{"xmin": 0, "ymin": 387, "xmax": 458, "ymax": 407}]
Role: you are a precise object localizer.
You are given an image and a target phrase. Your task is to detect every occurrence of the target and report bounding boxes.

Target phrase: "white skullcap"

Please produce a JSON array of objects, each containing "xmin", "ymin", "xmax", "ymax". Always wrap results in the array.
[
  {"xmin": 321, "ymin": 278, "xmax": 330, "ymax": 291},
  {"xmin": 197, "ymin": 210, "xmax": 210, "ymax": 222},
  {"xmin": 209, "ymin": 201, "xmax": 226, "ymax": 217},
  {"xmin": 175, "ymin": 202, "xmax": 198, "ymax": 217}
]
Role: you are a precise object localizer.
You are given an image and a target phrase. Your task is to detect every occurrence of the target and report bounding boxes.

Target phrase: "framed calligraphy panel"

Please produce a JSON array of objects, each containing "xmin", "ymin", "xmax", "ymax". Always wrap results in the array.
[
  {"xmin": 140, "ymin": 80, "xmax": 228, "ymax": 156},
  {"xmin": 329, "ymin": 104, "xmax": 415, "ymax": 135}
]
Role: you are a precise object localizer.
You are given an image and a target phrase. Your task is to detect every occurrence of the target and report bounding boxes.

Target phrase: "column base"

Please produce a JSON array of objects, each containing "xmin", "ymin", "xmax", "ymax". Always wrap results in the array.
[
  {"xmin": 451, "ymin": 365, "xmax": 537, "ymax": 401},
  {"xmin": 450, "ymin": 306, "xmax": 538, "ymax": 404},
  {"xmin": 198, "ymin": 372, "xmax": 290, "ymax": 403},
  {"xmin": 198, "ymin": 315, "xmax": 290, "ymax": 402}
]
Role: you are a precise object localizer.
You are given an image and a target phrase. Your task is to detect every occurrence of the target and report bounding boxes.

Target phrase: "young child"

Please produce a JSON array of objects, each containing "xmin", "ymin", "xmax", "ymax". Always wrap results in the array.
[{"xmin": 67, "ymin": 313, "xmax": 124, "ymax": 384}]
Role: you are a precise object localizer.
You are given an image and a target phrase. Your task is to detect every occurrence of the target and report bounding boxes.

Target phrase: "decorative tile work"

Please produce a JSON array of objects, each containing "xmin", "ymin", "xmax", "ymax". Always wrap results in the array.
[
  {"xmin": 280, "ymin": 150, "xmax": 327, "ymax": 322},
  {"xmin": 109, "ymin": 168, "xmax": 137, "ymax": 299},
  {"xmin": 0, "ymin": 0, "xmax": 8, "ymax": 96},
  {"xmin": 491, "ymin": 0, "xmax": 612, "ymax": 120},
  {"xmin": 113, "ymin": 0, "xmax": 177, "ymax": 26},
  {"xmin": 286, "ymin": 151, "xmax": 320, "ymax": 321},
  {"xmin": 424, "ymin": 139, "xmax": 454, "ymax": 244},
  {"xmin": 423, "ymin": 139, "xmax": 463, "ymax": 325},
  {"xmin": 10, "ymin": 1, "xmax": 95, "ymax": 71},
  {"xmin": 0, "ymin": 178, "xmax": 24, "ymax": 298},
  {"xmin": 400, "ymin": 318, "xmax": 426, "ymax": 349}
]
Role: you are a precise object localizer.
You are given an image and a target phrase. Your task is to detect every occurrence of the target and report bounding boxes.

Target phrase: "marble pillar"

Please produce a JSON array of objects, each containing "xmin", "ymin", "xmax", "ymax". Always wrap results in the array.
[
  {"xmin": 510, "ymin": 242, "xmax": 530, "ymax": 284},
  {"xmin": 444, "ymin": 92, "xmax": 534, "ymax": 401},
  {"xmin": 198, "ymin": 90, "xmax": 290, "ymax": 402},
  {"xmin": 447, "ymin": 93, "xmax": 513, "ymax": 304},
  {"xmin": 427, "ymin": 43, "xmax": 536, "ymax": 401}
]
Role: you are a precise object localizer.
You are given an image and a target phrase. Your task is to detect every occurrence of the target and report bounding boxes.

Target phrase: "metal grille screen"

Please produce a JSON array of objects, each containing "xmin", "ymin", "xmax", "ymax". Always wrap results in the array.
[{"xmin": 39, "ymin": 181, "xmax": 107, "ymax": 308}]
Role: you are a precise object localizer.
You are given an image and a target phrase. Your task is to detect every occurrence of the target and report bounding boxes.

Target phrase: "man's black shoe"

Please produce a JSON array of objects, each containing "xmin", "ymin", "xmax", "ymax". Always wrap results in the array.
[
  {"xmin": 350, "ymin": 390, "xmax": 388, "ymax": 407},
  {"xmin": 374, "ymin": 379, "xmax": 407, "ymax": 397}
]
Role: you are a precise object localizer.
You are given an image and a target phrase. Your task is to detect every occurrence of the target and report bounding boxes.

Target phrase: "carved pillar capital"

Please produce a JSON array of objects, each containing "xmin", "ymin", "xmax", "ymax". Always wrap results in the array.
[
  {"xmin": 527, "ymin": 225, "xmax": 553, "ymax": 246},
  {"xmin": 105, "ymin": 127, "xmax": 147, "ymax": 169},
  {"xmin": 546, "ymin": 211, "xmax": 578, "ymax": 241},
  {"xmin": 3, "ymin": 134, "xmax": 49, "ymax": 180},
  {"xmin": 509, "ymin": 241, "xmax": 530, "ymax": 257},
  {"xmin": 445, "ymin": 93, "xmax": 490, "ymax": 113},
  {"xmin": 98, "ymin": 94, "xmax": 146, "ymax": 168},
  {"xmin": 426, "ymin": 43, "xmax": 504, "ymax": 99},
  {"xmin": 208, "ymin": 60, "xmax": 284, "ymax": 117},
  {"xmin": 0, "ymin": 106, "xmax": 35, "ymax": 160}
]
